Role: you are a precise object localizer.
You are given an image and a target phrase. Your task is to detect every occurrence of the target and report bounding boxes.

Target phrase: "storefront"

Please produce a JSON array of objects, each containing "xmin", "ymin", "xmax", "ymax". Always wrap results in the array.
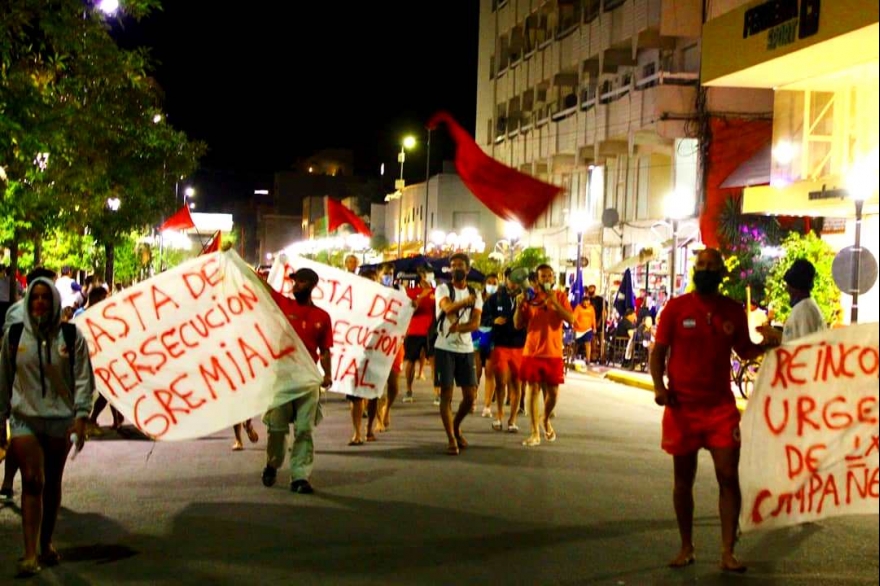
[{"xmin": 702, "ymin": 0, "xmax": 879, "ymax": 323}]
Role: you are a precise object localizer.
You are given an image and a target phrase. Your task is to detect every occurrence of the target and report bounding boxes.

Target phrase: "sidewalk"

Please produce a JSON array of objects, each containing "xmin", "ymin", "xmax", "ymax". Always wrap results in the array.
[{"xmin": 579, "ymin": 363, "xmax": 749, "ymax": 412}]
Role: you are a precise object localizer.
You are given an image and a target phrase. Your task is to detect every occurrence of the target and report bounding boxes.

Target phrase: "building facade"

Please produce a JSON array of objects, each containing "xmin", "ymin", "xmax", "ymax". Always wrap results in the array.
[
  {"xmin": 702, "ymin": 0, "xmax": 879, "ymax": 323},
  {"xmin": 476, "ymin": 0, "xmax": 771, "ymax": 294}
]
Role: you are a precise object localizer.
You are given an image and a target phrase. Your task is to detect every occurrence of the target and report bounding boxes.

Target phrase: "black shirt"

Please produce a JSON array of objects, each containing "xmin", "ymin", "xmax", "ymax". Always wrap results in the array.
[
  {"xmin": 483, "ymin": 287, "xmax": 526, "ymax": 348},
  {"xmin": 615, "ymin": 318, "xmax": 636, "ymax": 338}
]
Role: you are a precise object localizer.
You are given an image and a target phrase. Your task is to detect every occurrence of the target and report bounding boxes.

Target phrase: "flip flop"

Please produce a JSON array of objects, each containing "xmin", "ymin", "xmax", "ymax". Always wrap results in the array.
[
  {"xmin": 546, "ymin": 430, "xmax": 557, "ymax": 442},
  {"xmin": 668, "ymin": 554, "xmax": 695, "ymax": 569},
  {"xmin": 492, "ymin": 420, "xmax": 502, "ymax": 431}
]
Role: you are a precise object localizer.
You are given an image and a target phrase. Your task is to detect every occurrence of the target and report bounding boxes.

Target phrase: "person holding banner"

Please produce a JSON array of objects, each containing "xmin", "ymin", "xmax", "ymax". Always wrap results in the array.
[
  {"xmin": 0, "ymin": 277, "xmax": 94, "ymax": 577},
  {"xmin": 649, "ymin": 248, "xmax": 769, "ymax": 573},
  {"xmin": 434, "ymin": 253, "xmax": 483, "ymax": 456},
  {"xmin": 760, "ymin": 258, "xmax": 826, "ymax": 345},
  {"xmin": 262, "ymin": 268, "xmax": 333, "ymax": 494}
]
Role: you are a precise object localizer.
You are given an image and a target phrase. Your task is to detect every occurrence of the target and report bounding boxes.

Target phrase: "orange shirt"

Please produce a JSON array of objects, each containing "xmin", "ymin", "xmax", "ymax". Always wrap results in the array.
[
  {"xmin": 572, "ymin": 302, "xmax": 596, "ymax": 334},
  {"xmin": 520, "ymin": 290, "xmax": 572, "ymax": 358}
]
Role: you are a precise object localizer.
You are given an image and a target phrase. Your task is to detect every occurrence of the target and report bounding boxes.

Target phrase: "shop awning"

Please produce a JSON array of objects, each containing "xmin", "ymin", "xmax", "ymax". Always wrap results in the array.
[
  {"xmin": 743, "ymin": 177, "xmax": 879, "ymax": 217},
  {"xmin": 720, "ymin": 143, "xmax": 771, "ymax": 189},
  {"xmin": 607, "ymin": 247, "xmax": 658, "ymax": 274}
]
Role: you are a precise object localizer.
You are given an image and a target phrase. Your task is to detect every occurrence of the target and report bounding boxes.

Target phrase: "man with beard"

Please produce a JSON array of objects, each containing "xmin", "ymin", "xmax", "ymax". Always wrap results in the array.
[
  {"xmin": 650, "ymin": 248, "xmax": 770, "ymax": 573},
  {"xmin": 262, "ymin": 268, "xmax": 333, "ymax": 494}
]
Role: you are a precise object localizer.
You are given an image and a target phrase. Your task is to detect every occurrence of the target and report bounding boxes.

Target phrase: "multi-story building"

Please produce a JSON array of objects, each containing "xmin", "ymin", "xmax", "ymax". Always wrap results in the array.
[
  {"xmin": 702, "ymin": 0, "xmax": 879, "ymax": 324},
  {"xmin": 476, "ymin": 0, "xmax": 771, "ymax": 294},
  {"xmin": 383, "ymin": 161, "xmax": 505, "ymax": 259}
]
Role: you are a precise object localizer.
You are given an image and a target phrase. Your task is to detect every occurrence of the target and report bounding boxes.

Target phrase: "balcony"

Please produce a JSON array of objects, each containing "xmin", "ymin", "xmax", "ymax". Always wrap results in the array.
[{"xmin": 635, "ymin": 61, "xmax": 699, "ymax": 89}]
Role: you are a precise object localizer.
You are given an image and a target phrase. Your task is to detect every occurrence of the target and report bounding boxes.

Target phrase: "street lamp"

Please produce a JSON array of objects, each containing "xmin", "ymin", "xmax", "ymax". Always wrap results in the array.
[
  {"xmin": 570, "ymin": 209, "xmax": 590, "ymax": 301},
  {"xmin": 663, "ymin": 189, "xmax": 695, "ymax": 298},
  {"xmin": 846, "ymin": 149, "xmax": 879, "ymax": 324},
  {"xmin": 184, "ymin": 186, "xmax": 195, "ymax": 206},
  {"xmin": 394, "ymin": 135, "xmax": 416, "ymax": 258},
  {"xmin": 503, "ymin": 220, "xmax": 524, "ymax": 263}
]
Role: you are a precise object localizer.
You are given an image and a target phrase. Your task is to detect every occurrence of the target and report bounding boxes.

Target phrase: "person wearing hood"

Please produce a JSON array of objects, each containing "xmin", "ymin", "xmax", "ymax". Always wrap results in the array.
[{"xmin": 0, "ymin": 277, "xmax": 93, "ymax": 577}]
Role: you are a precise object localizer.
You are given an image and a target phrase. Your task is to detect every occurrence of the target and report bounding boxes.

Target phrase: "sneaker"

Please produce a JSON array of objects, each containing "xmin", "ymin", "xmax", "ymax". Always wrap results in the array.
[
  {"xmin": 290, "ymin": 479, "xmax": 314, "ymax": 494},
  {"xmin": 402, "ymin": 392, "xmax": 414, "ymax": 403},
  {"xmin": 432, "ymin": 396, "xmax": 441, "ymax": 406},
  {"xmin": 481, "ymin": 407, "xmax": 492, "ymax": 418},
  {"xmin": 0, "ymin": 487, "xmax": 13, "ymax": 503},
  {"xmin": 261, "ymin": 465, "xmax": 277, "ymax": 487}
]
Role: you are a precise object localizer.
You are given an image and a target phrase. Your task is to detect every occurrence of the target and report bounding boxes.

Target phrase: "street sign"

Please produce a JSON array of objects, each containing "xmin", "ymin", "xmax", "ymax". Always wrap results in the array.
[{"xmin": 832, "ymin": 246, "xmax": 878, "ymax": 295}]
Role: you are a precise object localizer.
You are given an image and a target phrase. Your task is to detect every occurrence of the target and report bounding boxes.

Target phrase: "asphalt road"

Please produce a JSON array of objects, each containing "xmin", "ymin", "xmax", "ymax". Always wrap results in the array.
[{"xmin": 0, "ymin": 372, "xmax": 877, "ymax": 585}]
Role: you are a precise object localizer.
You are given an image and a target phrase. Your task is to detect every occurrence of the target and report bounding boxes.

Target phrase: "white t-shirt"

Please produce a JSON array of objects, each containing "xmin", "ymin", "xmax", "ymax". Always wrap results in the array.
[
  {"xmin": 783, "ymin": 297, "xmax": 826, "ymax": 343},
  {"xmin": 434, "ymin": 282, "xmax": 483, "ymax": 354},
  {"xmin": 54, "ymin": 275, "xmax": 79, "ymax": 309}
]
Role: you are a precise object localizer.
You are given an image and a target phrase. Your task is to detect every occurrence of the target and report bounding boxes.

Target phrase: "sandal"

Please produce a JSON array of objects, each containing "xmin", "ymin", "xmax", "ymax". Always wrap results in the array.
[
  {"xmin": 545, "ymin": 429, "xmax": 557, "ymax": 442},
  {"xmin": 16, "ymin": 558, "xmax": 41, "ymax": 577},
  {"xmin": 348, "ymin": 439, "xmax": 364, "ymax": 446},
  {"xmin": 507, "ymin": 424, "xmax": 519, "ymax": 433},
  {"xmin": 491, "ymin": 420, "xmax": 502, "ymax": 431},
  {"xmin": 522, "ymin": 435, "xmax": 541, "ymax": 447},
  {"xmin": 454, "ymin": 435, "xmax": 468, "ymax": 449},
  {"xmin": 446, "ymin": 444, "xmax": 460, "ymax": 456},
  {"xmin": 39, "ymin": 548, "xmax": 62, "ymax": 567}
]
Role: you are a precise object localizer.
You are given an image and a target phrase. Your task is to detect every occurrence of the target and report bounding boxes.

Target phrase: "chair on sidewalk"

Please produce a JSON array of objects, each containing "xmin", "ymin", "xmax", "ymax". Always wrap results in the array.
[{"xmin": 607, "ymin": 337, "xmax": 630, "ymax": 367}]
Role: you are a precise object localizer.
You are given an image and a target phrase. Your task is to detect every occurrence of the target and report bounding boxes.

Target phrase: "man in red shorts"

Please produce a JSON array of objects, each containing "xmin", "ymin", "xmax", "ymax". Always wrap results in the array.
[
  {"xmin": 263, "ymin": 267, "xmax": 333, "ymax": 494},
  {"xmin": 484, "ymin": 267, "xmax": 526, "ymax": 432},
  {"xmin": 514, "ymin": 264, "xmax": 574, "ymax": 447},
  {"xmin": 650, "ymin": 248, "xmax": 769, "ymax": 573}
]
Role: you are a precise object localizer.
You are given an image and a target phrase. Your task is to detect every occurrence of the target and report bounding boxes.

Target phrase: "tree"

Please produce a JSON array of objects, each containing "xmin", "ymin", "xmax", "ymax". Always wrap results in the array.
[
  {"xmin": 511, "ymin": 247, "xmax": 550, "ymax": 272},
  {"xmin": 0, "ymin": 0, "xmax": 204, "ymax": 293},
  {"xmin": 765, "ymin": 231, "xmax": 840, "ymax": 325}
]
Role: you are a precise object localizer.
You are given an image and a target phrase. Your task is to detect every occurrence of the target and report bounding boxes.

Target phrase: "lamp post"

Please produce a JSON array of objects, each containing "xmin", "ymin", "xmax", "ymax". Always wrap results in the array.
[
  {"xmin": 183, "ymin": 186, "xmax": 195, "ymax": 206},
  {"xmin": 503, "ymin": 220, "xmax": 524, "ymax": 264},
  {"xmin": 422, "ymin": 129, "xmax": 432, "ymax": 253},
  {"xmin": 570, "ymin": 210, "xmax": 589, "ymax": 303},
  {"xmin": 846, "ymin": 149, "xmax": 879, "ymax": 324},
  {"xmin": 663, "ymin": 190, "xmax": 695, "ymax": 298},
  {"xmin": 394, "ymin": 136, "xmax": 416, "ymax": 259}
]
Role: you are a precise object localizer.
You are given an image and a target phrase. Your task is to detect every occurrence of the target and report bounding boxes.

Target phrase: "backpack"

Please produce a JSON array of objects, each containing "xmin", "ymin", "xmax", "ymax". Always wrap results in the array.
[
  {"xmin": 432, "ymin": 282, "xmax": 477, "ymax": 338},
  {"xmin": 7, "ymin": 322, "xmax": 77, "ymax": 387}
]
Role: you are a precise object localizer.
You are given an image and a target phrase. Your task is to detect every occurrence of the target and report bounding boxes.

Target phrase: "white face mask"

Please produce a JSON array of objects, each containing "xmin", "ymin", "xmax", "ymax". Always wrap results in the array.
[
  {"xmin": 485, "ymin": 284, "xmax": 498, "ymax": 295},
  {"xmin": 542, "ymin": 282, "xmax": 553, "ymax": 292},
  {"xmin": 426, "ymin": 276, "xmax": 436, "ymax": 286}
]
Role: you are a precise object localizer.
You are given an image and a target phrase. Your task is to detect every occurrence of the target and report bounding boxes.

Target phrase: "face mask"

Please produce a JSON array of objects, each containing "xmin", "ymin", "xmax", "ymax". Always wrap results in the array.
[
  {"xmin": 485, "ymin": 285, "xmax": 498, "ymax": 295},
  {"xmin": 427, "ymin": 277, "xmax": 436, "ymax": 287},
  {"xmin": 692, "ymin": 270, "xmax": 722, "ymax": 294},
  {"xmin": 452, "ymin": 269, "xmax": 467, "ymax": 282},
  {"xmin": 381, "ymin": 275, "xmax": 393, "ymax": 286},
  {"xmin": 293, "ymin": 288, "xmax": 312, "ymax": 304},
  {"xmin": 542, "ymin": 282, "xmax": 553, "ymax": 292}
]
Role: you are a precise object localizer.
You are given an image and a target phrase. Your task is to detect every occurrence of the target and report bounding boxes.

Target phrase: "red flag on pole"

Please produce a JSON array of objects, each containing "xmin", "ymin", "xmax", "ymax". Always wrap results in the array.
[
  {"xmin": 327, "ymin": 197, "xmax": 372, "ymax": 236},
  {"xmin": 427, "ymin": 110, "xmax": 562, "ymax": 228},
  {"xmin": 200, "ymin": 231, "xmax": 221, "ymax": 255},
  {"xmin": 159, "ymin": 205, "xmax": 196, "ymax": 231}
]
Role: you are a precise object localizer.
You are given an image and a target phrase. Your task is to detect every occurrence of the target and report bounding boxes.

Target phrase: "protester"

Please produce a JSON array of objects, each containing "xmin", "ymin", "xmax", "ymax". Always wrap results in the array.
[
  {"xmin": 262, "ymin": 267, "xmax": 333, "ymax": 494},
  {"xmin": 483, "ymin": 267, "xmax": 526, "ymax": 432},
  {"xmin": 344, "ymin": 254, "xmax": 360, "ymax": 274},
  {"xmin": 649, "ymin": 248, "xmax": 771, "ymax": 573},
  {"xmin": 762, "ymin": 258, "xmax": 826, "ymax": 344},
  {"xmin": 477, "ymin": 273, "xmax": 498, "ymax": 418},
  {"xmin": 0, "ymin": 277, "xmax": 93, "ymax": 577},
  {"xmin": 403, "ymin": 265, "xmax": 435, "ymax": 404},
  {"xmin": 54, "ymin": 266, "xmax": 80, "ymax": 310},
  {"xmin": 514, "ymin": 264, "xmax": 574, "ymax": 447},
  {"xmin": 434, "ymin": 253, "xmax": 482, "ymax": 455},
  {"xmin": 572, "ymin": 294, "xmax": 597, "ymax": 363},
  {"xmin": 1, "ymin": 267, "xmax": 57, "ymax": 505}
]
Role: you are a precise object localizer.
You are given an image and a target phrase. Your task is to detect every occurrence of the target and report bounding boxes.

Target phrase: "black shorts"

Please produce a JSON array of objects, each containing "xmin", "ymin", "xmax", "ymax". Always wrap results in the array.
[
  {"xmin": 404, "ymin": 335, "xmax": 431, "ymax": 361},
  {"xmin": 433, "ymin": 348, "xmax": 477, "ymax": 389}
]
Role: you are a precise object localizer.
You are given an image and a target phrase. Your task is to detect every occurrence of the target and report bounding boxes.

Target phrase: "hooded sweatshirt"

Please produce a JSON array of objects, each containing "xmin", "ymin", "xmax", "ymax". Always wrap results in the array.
[{"xmin": 0, "ymin": 277, "xmax": 93, "ymax": 421}]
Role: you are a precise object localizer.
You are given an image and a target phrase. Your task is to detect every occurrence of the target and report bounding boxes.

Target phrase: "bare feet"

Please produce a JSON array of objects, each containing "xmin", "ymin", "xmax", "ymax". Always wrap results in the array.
[
  {"xmin": 446, "ymin": 442, "xmax": 460, "ymax": 455},
  {"xmin": 668, "ymin": 546, "xmax": 695, "ymax": 568},
  {"xmin": 720, "ymin": 552, "xmax": 747, "ymax": 573},
  {"xmin": 244, "ymin": 423, "xmax": 259, "ymax": 443},
  {"xmin": 454, "ymin": 434, "xmax": 468, "ymax": 449},
  {"xmin": 366, "ymin": 433, "xmax": 377, "ymax": 442},
  {"xmin": 231, "ymin": 440, "xmax": 244, "ymax": 451}
]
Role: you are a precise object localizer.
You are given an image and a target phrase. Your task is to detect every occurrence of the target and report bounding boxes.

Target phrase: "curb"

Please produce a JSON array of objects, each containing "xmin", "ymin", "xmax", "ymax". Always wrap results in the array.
[{"xmin": 603, "ymin": 370, "xmax": 748, "ymax": 413}]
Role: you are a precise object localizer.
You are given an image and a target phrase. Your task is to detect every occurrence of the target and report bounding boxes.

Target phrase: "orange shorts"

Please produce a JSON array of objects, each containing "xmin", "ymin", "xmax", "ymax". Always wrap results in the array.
[
  {"xmin": 391, "ymin": 345, "xmax": 404, "ymax": 374},
  {"xmin": 661, "ymin": 401, "xmax": 741, "ymax": 456},
  {"xmin": 519, "ymin": 356, "xmax": 565, "ymax": 386},
  {"xmin": 491, "ymin": 346, "xmax": 523, "ymax": 378}
]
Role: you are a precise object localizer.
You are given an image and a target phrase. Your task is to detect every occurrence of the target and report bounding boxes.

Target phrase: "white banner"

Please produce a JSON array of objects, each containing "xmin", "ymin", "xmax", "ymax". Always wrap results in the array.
[
  {"xmin": 77, "ymin": 251, "xmax": 322, "ymax": 441},
  {"xmin": 267, "ymin": 254, "xmax": 413, "ymax": 399},
  {"xmin": 740, "ymin": 323, "xmax": 880, "ymax": 532}
]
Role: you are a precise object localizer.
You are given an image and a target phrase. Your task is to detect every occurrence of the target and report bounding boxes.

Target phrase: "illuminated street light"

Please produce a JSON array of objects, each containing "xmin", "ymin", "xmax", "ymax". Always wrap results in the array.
[
  {"xmin": 97, "ymin": 0, "xmax": 119, "ymax": 15},
  {"xmin": 152, "ymin": 114, "xmax": 163, "ymax": 124},
  {"xmin": 106, "ymin": 197, "xmax": 121, "ymax": 211},
  {"xmin": 845, "ymin": 148, "xmax": 879, "ymax": 324}
]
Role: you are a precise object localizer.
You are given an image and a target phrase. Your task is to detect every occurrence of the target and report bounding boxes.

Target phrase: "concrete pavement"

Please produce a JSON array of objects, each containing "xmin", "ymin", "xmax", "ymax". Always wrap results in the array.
[{"xmin": 0, "ymin": 372, "xmax": 876, "ymax": 584}]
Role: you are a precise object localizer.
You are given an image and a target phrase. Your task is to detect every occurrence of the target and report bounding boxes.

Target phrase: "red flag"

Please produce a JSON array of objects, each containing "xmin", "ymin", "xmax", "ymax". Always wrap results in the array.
[
  {"xmin": 327, "ymin": 197, "xmax": 372, "ymax": 236},
  {"xmin": 200, "ymin": 231, "xmax": 221, "ymax": 255},
  {"xmin": 427, "ymin": 111, "xmax": 562, "ymax": 228},
  {"xmin": 159, "ymin": 205, "xmax": 196, "ymax": 231}
]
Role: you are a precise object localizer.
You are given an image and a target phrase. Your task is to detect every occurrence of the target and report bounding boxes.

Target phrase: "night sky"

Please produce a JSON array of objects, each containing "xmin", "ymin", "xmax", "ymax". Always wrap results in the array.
[{"xmin": 112, "ymin": 2, "xmax": 480, "ymax": 207}]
